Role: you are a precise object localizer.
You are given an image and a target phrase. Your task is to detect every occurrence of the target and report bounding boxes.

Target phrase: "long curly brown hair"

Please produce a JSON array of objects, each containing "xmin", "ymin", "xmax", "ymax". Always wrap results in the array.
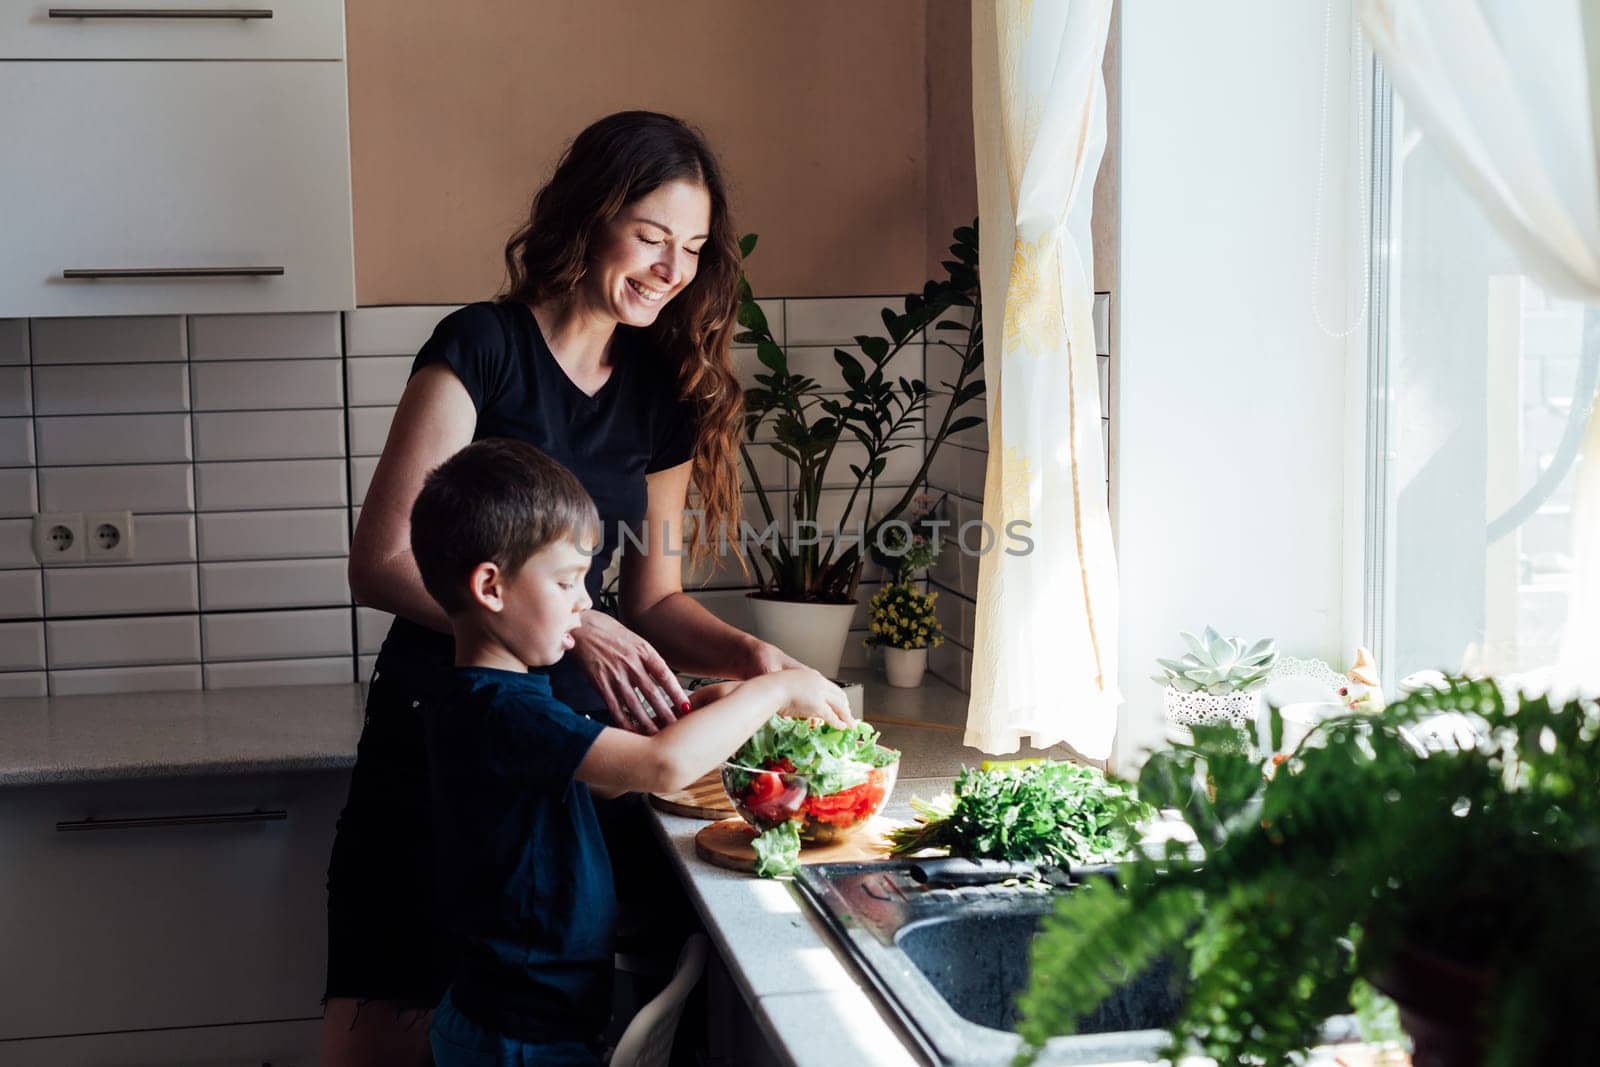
[{"xmin": 500, "ymin": 111, "xmax": 744, "ymax": 574}]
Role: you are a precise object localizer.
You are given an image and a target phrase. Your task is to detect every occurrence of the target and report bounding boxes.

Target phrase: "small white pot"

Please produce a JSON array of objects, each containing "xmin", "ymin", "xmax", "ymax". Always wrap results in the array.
[
  {"xmin": 747, "ymin": 595, "xmax": 858, "ymax": 678},
  {"xmin": 1163, "ymin": 685, "xmax": 1260, "ymax": 730},
  {"xmin": 883, "ymin": 646, "xmax": 929, "ymax": 688}
]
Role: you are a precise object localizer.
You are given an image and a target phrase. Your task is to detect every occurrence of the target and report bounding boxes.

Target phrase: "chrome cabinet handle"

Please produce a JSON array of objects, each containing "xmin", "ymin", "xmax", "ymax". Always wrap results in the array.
[
  {"xmin": 48, "ymin": 8, "xmax": 274, "ymax": 18},
  {"xmin": 62, "ymin": 266, "xmax": 285, "ymax": 279},
  {"xmin": 56, "ymin": 808, "xmax": 288, "ymax": 831}
]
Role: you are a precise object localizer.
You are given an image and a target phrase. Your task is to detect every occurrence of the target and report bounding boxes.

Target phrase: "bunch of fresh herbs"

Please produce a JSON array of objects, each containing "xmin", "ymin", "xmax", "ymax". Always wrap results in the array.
[{"xmin": 887, "ymin": 761, "xmax": 1152, "ymax": 867}]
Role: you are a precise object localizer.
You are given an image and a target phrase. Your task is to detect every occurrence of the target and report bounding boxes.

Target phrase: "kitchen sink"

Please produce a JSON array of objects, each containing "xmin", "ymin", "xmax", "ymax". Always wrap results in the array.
[
  {"xmin": 795, "ymin": 860, "xmax": 1178, "ymax": 1065},
  {"xmin": 796, "ymin": 860, "xmax": 1354, "ymax": 1066}
]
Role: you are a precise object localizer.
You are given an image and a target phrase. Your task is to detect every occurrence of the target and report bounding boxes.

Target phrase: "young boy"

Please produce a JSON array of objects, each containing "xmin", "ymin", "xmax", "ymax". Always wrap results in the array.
[{"xmin": 409, "ymin": 438, "xmax": 853, "ymax": 1066}]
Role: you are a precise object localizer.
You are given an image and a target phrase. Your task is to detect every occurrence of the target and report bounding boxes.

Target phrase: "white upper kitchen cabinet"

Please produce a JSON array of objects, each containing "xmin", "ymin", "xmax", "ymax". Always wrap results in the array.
[
  {"xmin": 1, "ymin": 1, "xmax": 343, "ymax": 60},
  {"xmin": 0, "ymin": 60, "xmax": 355, "ymax": 317}
]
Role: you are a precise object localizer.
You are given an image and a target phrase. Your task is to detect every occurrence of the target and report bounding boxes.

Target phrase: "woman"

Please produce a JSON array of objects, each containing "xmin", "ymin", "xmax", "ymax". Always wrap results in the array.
[{"xmin": 320, "ymin": 111, "xmax": 806, "ymax": 1066}]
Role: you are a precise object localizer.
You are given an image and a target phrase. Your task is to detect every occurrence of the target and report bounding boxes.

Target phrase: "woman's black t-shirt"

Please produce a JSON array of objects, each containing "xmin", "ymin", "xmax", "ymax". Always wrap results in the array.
[{"xmin": 378, "ymin": 300, "xmax": 697, "ymax": 714}]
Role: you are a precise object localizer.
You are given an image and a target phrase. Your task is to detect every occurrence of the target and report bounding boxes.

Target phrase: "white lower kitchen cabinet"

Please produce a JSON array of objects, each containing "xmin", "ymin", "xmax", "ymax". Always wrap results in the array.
[
  {"xmin": 0, "ymin": 61, "xmax": 354, "ymax": 318},
  {"xmin": 0, "ymin": 1018, "xmax": 320, "ymax": 1066},
  {"xmin": 0, "ymin": 770, "xmax": 347, "ymax": 1055}
]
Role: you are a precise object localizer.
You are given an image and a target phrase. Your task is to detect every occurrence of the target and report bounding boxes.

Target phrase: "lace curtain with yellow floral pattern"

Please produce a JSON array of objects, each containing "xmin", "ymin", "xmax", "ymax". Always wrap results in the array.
[{"xmin": 967, "ymin": 0, "xmax": 1119, "ymax": 757}]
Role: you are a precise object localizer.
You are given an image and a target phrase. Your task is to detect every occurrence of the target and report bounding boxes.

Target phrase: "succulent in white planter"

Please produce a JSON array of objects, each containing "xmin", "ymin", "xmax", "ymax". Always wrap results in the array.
[{"xmin": 1154, "ymin": 626, "xmax": 1279, "ymax": 729}]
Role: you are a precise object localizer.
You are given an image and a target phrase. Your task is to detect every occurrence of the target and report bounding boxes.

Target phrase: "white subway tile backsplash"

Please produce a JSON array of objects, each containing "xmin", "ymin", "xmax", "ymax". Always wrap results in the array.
[
  {"xmin": 50, "ymin": 664, "xmax": 202, "ymax": 696},
  {"xmin": 0, "ymin": 468, "xmax": 36, "ymax": 517},
  {"xmin": 198, "ymin": 508, "xmax": 349, "ymax": 561},
  {"xmin": 820, "ymin": 438, "xmax": 924, "ymax": 489},
  {"xmin": 0, "ymin": 419, "xmax": 33, "ymax": 466},
  {"xmin": 47, "ymin": 614, "xmax": 200, "ymax": 669},
  {"xmin": 191, "ymin": 359, "xmax": 344, "ymax": 411},
  {"xmin": 927, "ymin": 445, "xmax": 957, "ymax": 496},
  {"xmin": 194, "ymin": 409, "xmax": 344, "ymax": 461},
  {"xmin": 732, "ymin": 300, "xmax": 785, "ymax": 347},
  {"xmin": 203, "ymin": 607, "xmax": 353, "ymax": 661},
  {"xmin": 344, "ymin": 305, "xmax": 458, "ymax": 357},
  {"xmin": 737, "ymin": 345, "xmax": 920, "ymax": 394},
  {"xmin": 958, "ymin": 445, "xmax": 987, "ymax": 500},
  {"xmin": 0, "ymin": 520, "xmax": 33, "ymax": 568},
  {"xmin": 346, "ymin": 406, "xmax": 394, "ymax": 456},
  {"xmin": 196, "ymin": 459, "xmax": 347, "ymax": 511},
  {"xmin": 189, "ymin": 313, "xmax": 341, "ymax": 361},
  {"xmin": 39, "ymin": 463, "xmax": 193, "ymax": 512},
  {"xmin": 200, "ymin": 557, "xmax": 349, "ymax": 610},
  {"xmin": 0, "ymin": 299, "xmax": 997, "ymax": 698},
  {"xmin": 0, "ymin": 621, "xmax": 45, "ymax": 670},
  {"xmin": 785, "ymin": 297, "xmax": 893, "ymax": 347},
  {"xmin": 350, "ymin": 455, "xmax": 377, "ymax": 506},
  {"xmin": 345, "ymin": 356, "xmax": 412, "ymax": 406},
  {"xmin": 45, "ymin": 564, "xmax": 199, "ymax": 617},
  {"xmin": 132, "ymin": 512, "xmax": 197, "ymax": 564},
  {"xmin": 35, "ymin": 413, "xmax": 192, "ymax": 466},
  {"xmin": 0, "ymin": 672, "xmax": 46, "ymax": 697},
  {"xmin": 34, "ymin": 362, "xmax": 188, "ymax": 415},
  {"xmin": 356, "ymin": 606, "xmax": 392, "ymax": 653},
  {"xmin": 0, "ymin": 570, "xmax": 42, "ymax": 618},
  {"xmin": 0, "ymin": 320, "xmax": 27, "ymax": 365},
  {"xmin": 205, "ymin": 656, "xmax": 353, "ymax": 689},
  {"xmin": 0, "ymin": 368, "xmax": 31, "ymax": 416},
  {"xmin": 30, "ymin": 316, "xmax": 185, "ymax": 365}
]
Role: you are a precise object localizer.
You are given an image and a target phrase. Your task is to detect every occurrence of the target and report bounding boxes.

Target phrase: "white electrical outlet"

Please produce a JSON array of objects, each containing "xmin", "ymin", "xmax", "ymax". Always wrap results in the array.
[
  {"xmin": 84, "ymin": 510, "xmax": 134, "ymax": 562},
  {"xmin": 32, "ymin": 512, "xmax": 86, "ymax": 563}
]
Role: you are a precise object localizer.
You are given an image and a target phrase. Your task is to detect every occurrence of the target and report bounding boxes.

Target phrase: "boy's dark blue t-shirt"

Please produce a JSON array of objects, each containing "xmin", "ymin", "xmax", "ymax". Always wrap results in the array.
[{"xmin": 425, "ymin": 666, "xmax": 615, "ymax": 1043}]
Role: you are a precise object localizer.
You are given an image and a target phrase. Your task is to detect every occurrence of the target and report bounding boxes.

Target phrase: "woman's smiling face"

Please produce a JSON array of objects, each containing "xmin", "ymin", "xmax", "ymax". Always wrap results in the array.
[{"xmin": 585, "ymin": 178, "xmax": 712, "ymax": 327}]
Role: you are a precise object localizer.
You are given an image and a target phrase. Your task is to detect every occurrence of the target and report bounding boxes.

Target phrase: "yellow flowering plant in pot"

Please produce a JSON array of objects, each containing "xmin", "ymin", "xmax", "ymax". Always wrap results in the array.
[{"xmin": 864, "ymin": 581, "xmax": 945, "ymax": 688}]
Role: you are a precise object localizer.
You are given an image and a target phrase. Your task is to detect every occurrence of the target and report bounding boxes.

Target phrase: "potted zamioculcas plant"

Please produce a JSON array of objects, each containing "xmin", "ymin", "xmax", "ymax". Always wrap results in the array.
[
  {"xmin": 1153, "ymin": 626, "xmax": 1278, "ymax": 731},
  {"xmin": 863, "ymin": 581, "xmax": 944, "ymax": 688},
  {"xmin": 733, "ymin": 223, "xmax": 985, "ymax": 677},
  {"xmin": 1015, "ymin": 677, "xmax": 1600, "ymax": 1066}
]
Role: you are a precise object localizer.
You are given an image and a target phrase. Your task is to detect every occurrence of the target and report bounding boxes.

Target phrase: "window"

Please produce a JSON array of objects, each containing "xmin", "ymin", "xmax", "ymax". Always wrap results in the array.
[{"xmin": 1369, "ymin": 72, "xmax": 1591, "ymax": 682}]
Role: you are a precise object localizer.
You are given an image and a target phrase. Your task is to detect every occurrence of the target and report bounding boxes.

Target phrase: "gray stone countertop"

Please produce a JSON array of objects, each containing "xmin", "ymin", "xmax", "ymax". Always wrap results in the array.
[
  {"xmin": 0, "ymin": 684, "xmax": 367, "ymax": 786},
  {"xmin": 0, "ymin": 666, "xmax": 1008, "ymax": 790}
]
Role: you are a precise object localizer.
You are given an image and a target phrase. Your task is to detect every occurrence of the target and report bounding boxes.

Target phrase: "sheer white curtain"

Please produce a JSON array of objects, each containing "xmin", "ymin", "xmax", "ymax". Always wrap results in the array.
[
  {"xmin": 967, "ymin": 0, "xmax": 1118, "ymax": 756},
  {"xmin": 1360, "ymin": 0, "xmax": 1600, "ymax": 690}
]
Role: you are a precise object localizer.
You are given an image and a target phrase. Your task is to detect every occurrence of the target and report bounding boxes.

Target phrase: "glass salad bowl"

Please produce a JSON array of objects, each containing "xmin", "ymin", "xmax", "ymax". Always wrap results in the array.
[{"xmin": 721, "ymin": 756, "xmax": 900, "ymax": 846}]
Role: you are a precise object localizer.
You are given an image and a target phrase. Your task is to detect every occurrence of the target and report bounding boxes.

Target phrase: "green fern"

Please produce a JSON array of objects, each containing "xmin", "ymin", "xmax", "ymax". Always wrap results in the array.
[{"xmin": 1014, "ymin": 677, "xmax": 1600, "ymax": 1064}]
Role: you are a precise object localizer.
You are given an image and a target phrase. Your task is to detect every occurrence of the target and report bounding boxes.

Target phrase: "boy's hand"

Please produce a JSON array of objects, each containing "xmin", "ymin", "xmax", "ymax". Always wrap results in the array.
[
  {"xmin": 685, "ymin": 680, "xmax": 740, "ymax": 711},
  {"xmin": 767, "ymin": 669, "xmax": 854, "ymax": 730}
]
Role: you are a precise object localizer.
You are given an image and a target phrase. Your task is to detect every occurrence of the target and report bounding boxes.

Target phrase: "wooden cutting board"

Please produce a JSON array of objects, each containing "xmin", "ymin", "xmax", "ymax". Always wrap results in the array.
[
  {"xmin": 648, "ymin": 769, "xmax": 735, "ymax": 820},
  {"xmin": 694, "ymin": 816, "xmax": 901, "ymax": 873}
]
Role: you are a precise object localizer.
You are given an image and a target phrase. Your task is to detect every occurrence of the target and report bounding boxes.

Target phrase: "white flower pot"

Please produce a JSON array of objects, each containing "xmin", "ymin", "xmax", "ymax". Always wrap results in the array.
[
  {"xmin": 747, "ymin": 595, "xmax": 858, "ymax": 678},
  {"xmin": 1163, "ymin": 685, "xmax": 1261, "ymax": 730},
  {"xmin": 883, "ymin": 646, "xmax": 929, "ymax": 688}
]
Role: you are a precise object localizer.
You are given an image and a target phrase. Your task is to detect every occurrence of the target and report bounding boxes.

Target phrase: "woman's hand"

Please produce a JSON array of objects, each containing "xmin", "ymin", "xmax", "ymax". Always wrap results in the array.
[
  {"xmin": 566, "ymin": 610, "xmax": 692, "ymax": 735},
  {"xmin": 734, "ymin": 637, "xmax": 813, "ymax": 678}
]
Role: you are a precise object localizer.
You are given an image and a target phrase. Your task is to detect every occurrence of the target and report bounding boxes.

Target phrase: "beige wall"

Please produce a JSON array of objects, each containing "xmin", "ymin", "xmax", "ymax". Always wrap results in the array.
[
  {"xmin": 347, "ymin": 1, "xmax": 1115, "ymax": 305},
  {"xmin": 348, "ymin": 0, "xmax": 932, "ymax": 304},
  {"xmin": 926, "ymin": 0, "xmax": 978, "ymax": 278}
]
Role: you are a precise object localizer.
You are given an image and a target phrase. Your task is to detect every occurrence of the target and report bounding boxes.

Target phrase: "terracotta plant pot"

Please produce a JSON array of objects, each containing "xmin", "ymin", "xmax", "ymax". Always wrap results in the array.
[{"xmin": 1371, "ymin": 942, "xmax": 1493, "ymax": 1067}]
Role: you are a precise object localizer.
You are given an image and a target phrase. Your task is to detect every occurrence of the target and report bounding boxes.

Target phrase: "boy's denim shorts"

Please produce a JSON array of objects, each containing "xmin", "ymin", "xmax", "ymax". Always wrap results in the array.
[{"xmin": 431, "ymin": 989, "xmax": 603, "ymax": 1067}]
